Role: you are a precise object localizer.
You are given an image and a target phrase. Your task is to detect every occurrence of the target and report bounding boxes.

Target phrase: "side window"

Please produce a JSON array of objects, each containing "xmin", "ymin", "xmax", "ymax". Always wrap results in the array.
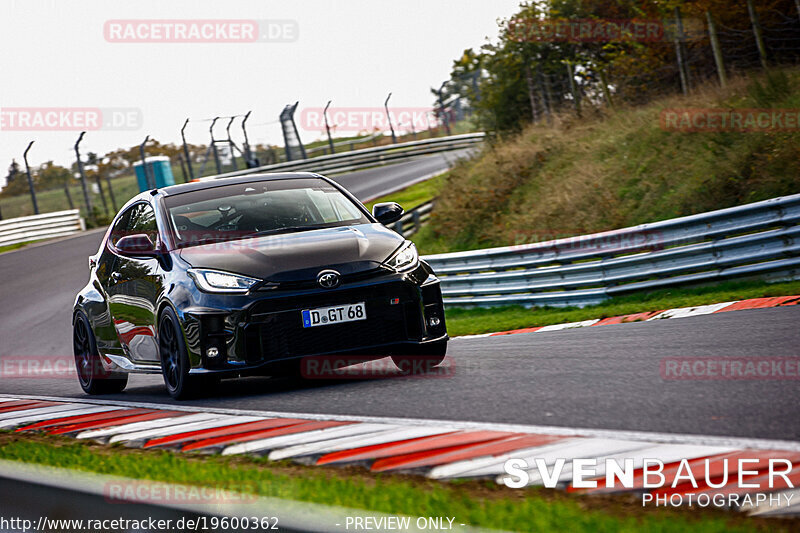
[
  {"xmin": 128, "ymin": 203, "xmax": 159, "ymax": 246},
  {"xmin": 109, "ymin": 203, "xmax": 159, "ymax": 247},
  {"xmin": 108, "ymin": 206, "xmax": 134, "ymax": 247}
]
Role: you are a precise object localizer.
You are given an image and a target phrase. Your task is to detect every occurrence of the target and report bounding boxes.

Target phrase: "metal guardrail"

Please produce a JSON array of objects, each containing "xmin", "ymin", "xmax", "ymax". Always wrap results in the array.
[
  {"xmin": 393, "ymin": 201, "xmax": 434, "ymax": 237},
  {"xmin": 0, "ymin": 209, "xmax": 85, "ymax": 248},
  {"xmin": 423, "ymin": 193, "xmax": 800, "ymax": 308},
  {"xmin": 305, "ymin": 132, "xmax": 383, "ymax": 156},
  {"xmin": 206, "ymin": 133, "xmax": 485, "ymax": 180}
]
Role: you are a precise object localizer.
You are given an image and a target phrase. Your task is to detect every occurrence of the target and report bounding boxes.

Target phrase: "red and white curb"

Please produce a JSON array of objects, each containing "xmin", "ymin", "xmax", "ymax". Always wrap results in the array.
[
  {"xmin": 454, "ymin": 295, "xmax": 800, "ymax": 339},
  {"xmin": 1, "ymin": 395, "xmax": 799, "ymax": 517}
]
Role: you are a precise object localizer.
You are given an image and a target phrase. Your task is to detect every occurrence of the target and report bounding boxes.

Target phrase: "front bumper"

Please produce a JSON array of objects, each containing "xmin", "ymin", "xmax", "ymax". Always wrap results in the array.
[{"xmin": 181, "ymin": 265, "xmax": 448, "ymax": 374}]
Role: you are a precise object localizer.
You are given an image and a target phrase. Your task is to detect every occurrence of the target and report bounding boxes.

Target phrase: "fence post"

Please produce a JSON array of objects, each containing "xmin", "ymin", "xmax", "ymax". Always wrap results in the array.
[
  {"xmin": 23, "ymin": 141, "xmax": 39, "ymax": 215},
  {"xmin": 384, "ymin": 92, "xmax": 397, "ymax": 144},
  {"xmin": 210, "ymin": 117, "xmax": 222, "ymax": 174},
  {"xmin": 393, "ymin": 219, "xmax": 404, "ymax": 237},
  {"xmin": 524, "ymin": 63, "xmax": 539, "ymax": 123},
  {"xmin": 536, "ymin": 69, "xmax": 552, "ymax": 122},
  {"xmin": 178, "ymin": 154, "xmax": 189, "ymax": 183},
  {"xmin": 706, "ymin": 11, "xmax": 727, "ymax": 88},
  {"xmin": 139, "ymin": 135, "xmax": 155, "ymax": 189},
  {"xmin": 323, "ymin": 101, "xmax": 336, "ymax": 155},
  {"xmin": 63, "ymin": 184, "xmax": 74, "ymax": 210},
  {"xmin": 104, "ymin": 173, "xmax": 117, "ymax": 211},
  {"xmin": 598, "ymin": 69, "xmax": 614, "ymax": 109},
  {"xmin": 94, "ymin": 175, "xmax": 109, "ymax": 216},
  {"xmin": 225, "ymin": 116, "xmax": 238, "ymax": 171},
  {"xmin": 74, "ymin": 131, "xmax": 93, "ymax": 223},
  {"xmin": 180, "ymin": 118, "xmax": 195, "ymax": 182},
  {"xmin": 673, "ymin": 7, "xmax": 690, "ymax": 95},
  {"xmin": 746, "ymin": 0, "xmax": 768, "ymax": 69},
  {"xmin": 565, "ymin": 61, "xmax": 581, "ymax": 117}
]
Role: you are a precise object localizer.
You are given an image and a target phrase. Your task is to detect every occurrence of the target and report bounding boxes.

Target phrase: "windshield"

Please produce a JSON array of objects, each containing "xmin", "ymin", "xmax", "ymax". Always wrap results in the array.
[{"xmin": 163, "ymin": 178, "xmax": 370, "ymax": 247}]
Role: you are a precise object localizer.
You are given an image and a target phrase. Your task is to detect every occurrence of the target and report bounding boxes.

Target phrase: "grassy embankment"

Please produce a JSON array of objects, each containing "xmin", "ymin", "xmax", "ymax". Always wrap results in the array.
[
  {"xmin": 413, "ymin": 69, "xmax": 800, "ymax": 254},
  {"xmin": 367, "ymin": 71, "xmax": 800, "ymax": 335}
]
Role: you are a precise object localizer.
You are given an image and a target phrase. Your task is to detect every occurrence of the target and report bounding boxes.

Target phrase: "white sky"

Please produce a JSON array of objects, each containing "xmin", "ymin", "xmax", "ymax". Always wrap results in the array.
[{"xmin": 0, "ymin": 0, "xmax": 522, "ymax": 173}]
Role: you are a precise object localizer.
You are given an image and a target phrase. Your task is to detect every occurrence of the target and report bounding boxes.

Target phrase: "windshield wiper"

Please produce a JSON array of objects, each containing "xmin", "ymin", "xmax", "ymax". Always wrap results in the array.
[{"xmin": 249, "ymin": 225, "xmax": 329, "ymax": 237}]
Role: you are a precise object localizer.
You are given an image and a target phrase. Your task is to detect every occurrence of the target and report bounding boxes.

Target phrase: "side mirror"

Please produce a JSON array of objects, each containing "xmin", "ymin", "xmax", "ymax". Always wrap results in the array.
[
  {"xmin": 372, "ymin": 202, "xmax": 404, "ymax": 225},
  {"xmin": 115, "ymin": 234, "xmax": 157, "ymax": 257}
]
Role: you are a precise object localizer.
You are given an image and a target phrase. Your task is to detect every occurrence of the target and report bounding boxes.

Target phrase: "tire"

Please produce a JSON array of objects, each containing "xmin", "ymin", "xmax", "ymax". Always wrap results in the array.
[
  {"xmin": 158, "ymin": 307, "xmax": 207, "ymax": 400},
  {"xmin": 391, "ymin": 340, "xmax": 447, "ymax": 374},
  {"xmin": 73, "ymin": 312, "xmax": 128, "ymax": 395}
]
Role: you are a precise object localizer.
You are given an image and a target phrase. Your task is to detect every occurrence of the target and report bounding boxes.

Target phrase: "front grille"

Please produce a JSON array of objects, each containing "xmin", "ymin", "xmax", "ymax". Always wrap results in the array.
[{"xmin": 250, "ymin": 282, "xmax": 419, "ymax": 360}]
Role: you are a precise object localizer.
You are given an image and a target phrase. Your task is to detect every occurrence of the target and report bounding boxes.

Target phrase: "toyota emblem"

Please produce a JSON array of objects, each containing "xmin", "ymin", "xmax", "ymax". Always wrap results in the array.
[{"xmin": 317, "ymin": 270, "xmax": 341, "ymax": 289}]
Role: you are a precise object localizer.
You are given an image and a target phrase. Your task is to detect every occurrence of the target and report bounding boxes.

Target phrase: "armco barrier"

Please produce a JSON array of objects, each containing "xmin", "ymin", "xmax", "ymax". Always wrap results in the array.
[
  {"xmin": 423, "ymin": 193, "xmax": 800, "ymax": 308},
  {"xmin": 393, "ymin": 201, "xmax": 434, "ymax": 238},
  {"xmin": 0, "ymin": 210, "xmax": 85, "ymax": 248},
  {"xmin": 205, "ymin": 133, "xmax": 485, "ymax": 180}
]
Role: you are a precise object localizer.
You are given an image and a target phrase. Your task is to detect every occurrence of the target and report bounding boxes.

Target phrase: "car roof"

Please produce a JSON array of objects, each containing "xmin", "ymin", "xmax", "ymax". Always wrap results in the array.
[{"xmin": 156, "ymin": 172, "xmax": 326, "ymax": 197}]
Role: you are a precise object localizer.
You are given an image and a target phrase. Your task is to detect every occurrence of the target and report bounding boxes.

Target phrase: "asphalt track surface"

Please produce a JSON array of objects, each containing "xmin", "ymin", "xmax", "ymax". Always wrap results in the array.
[{"xmin": 1, "ymin": 155, "xmax": 799, "ymax": 442}]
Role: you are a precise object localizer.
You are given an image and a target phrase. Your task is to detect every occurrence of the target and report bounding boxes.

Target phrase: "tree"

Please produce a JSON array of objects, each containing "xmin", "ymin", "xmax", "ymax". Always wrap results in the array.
[
  {"xmin": 36, "ymin": 161, "xmax": 72, "ymax": 188},
  {"xmin": 0, "ymin": 160, "xmax": 27, "ymax": 197},
  {"xmin": 437, "ymin": 0, "xmax": 800, "ymax": 133}
]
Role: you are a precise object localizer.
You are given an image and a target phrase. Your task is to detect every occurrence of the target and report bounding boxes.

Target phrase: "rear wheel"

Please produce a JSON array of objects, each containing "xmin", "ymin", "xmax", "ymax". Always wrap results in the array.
[
  {"xmin": 159, "ymin": 307, "xmax": 208, "ymax": 400},
  {"xmin": 73, "ymin": 312, "xmax": 128, "ymax": 394},
  {"xmin": 391, "ymin": 340, "xmax": 447, "ymax": 374}
]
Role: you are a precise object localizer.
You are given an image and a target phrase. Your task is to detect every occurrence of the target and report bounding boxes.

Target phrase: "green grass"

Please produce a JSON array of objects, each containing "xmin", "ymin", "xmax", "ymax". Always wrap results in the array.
[
  {"xmin": 445, "ymin": 279, "xmax": 800, "ymax": 337},
  {"xmin": 0, "ymin": 241, "xmax": 29, "ymax": 254},
  {"xmin": 420, "ymin": 69, "xmax": 800, "ymax": 254},
  {"xmin": 0, "ymin": 433, "xmax": 787, "ymax": 532},
  {"xmin": 365, "ymin": 172, "xmax": 447, "ymax": 211}
]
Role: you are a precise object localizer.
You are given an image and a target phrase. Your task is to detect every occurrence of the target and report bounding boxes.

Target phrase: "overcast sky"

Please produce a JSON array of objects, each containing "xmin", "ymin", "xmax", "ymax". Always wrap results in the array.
[{"xmin": 0, "ymin": 0, "xmax": 522, "ymax": 174}]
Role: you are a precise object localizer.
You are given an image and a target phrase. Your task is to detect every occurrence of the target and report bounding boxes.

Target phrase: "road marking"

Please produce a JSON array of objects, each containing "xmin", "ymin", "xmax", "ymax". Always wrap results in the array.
[
  {"xmin": 76, "ymin": 414, "xmax": 208, "ymax": 440},
  {"xmin": 4, "ymin": 393, "xmax": 799, "ymax": 452},
  {"xmin": 222, "ymin": 423, "xmax": 399, "ymax": 456},
  {"xmin": 647, "ymin": 302, "xmax": 737, "ymax": 320},
  {"xmin": 0, "ymin": 405, "xmax": 101, "ymax": 429},
  {"xmin": 268, "ymin": 426, "xmax": 451, "ymax": 461},
  {"xmin": 4, "ymin": 394, "xmax": 800, "ymax": 519},
  {"xmin": 108, "ymin": 415, "xmax": 264, "ymax": 444}
]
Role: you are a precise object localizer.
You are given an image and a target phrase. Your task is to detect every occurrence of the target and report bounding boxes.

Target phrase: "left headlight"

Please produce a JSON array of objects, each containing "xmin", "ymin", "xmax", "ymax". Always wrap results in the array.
[
  {"xmin": 188, "ymin": 268, "xmax": 260, "ymax": 293},
  {"xmin": 384, "ymin": 241, "xmax": 418, "ymax": 272}
]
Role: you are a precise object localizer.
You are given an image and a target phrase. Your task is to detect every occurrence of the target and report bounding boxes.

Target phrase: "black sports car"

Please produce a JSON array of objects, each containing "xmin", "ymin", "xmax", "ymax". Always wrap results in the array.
[{"xmin": 73, "ymin": 172, "xmax": 448, "ymax": 399}]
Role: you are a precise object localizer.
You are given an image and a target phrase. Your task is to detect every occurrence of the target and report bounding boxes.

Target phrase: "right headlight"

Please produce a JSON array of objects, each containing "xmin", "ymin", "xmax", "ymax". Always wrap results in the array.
[
  {"xmin": 188, "ymin": 268, "xmax": 260, "ymax": 293},
  {"xmin": 384, "ymin": 241, "xmax": 418, "ymax": 272}
]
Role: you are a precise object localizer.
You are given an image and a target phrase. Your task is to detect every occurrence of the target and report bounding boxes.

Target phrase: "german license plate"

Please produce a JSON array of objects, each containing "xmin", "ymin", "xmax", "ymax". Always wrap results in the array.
[{"xmin": 302, "ymin": 302, "xmax": 366, "ymax": 328}]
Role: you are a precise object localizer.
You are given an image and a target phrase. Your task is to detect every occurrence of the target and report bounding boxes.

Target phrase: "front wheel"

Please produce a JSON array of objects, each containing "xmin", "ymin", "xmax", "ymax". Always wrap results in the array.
[
  {"xmin": 391, "ymin": 340, "xmax": 447, "ymax": 374},
  {"xmin": 73, "ymin": 312, "xmax": 128, "ymax": 395},
  {"xmin": 159, "ymin": 307, "xmax": 208, "ymax": 400}
]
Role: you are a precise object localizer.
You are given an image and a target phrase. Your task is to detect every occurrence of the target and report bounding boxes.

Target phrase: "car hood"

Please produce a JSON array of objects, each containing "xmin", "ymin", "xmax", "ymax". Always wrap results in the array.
[{"xmin": 178, "ymin": 223, "xmax": 405, "ymax": 282}]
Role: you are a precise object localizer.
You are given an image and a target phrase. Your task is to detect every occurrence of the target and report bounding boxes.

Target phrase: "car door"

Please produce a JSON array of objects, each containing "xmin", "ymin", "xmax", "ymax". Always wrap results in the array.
[
  {"xmin": 106, "ymin": 202, "xmax": 163, "ymax": 363},
  {"xmin": 91, "ymin": 207, "xmax": 133, "ymax": 357}
]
